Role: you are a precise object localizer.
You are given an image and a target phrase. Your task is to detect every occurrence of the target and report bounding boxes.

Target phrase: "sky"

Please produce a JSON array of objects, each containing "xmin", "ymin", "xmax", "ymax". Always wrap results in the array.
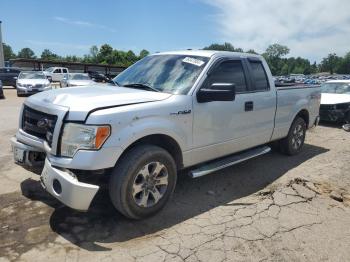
[{"xmin": 1, "ymin": 0, "xmax": 350, "ymax": 62}]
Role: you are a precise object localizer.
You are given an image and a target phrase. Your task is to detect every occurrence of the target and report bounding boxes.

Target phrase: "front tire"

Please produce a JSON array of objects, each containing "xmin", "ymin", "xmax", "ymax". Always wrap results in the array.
[
  {"xmin": 109, "ymin": 145, "xmax": 177, "ymax": 219},
  {"xmin": 279, "ymin": 117, "xmax": 307, "ymax": 155}
]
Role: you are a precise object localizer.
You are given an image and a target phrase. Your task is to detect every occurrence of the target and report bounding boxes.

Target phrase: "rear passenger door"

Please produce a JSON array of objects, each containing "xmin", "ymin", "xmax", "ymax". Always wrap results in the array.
[{"xmin": 243, "ymin": 58, "xmax": 276, "ymax": 145}]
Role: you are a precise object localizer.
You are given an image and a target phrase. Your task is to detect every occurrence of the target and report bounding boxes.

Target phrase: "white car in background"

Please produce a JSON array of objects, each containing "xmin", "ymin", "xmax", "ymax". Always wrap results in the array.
[
  {"xmin": 60, "ymin": 73, "xmax": 96, "ymax": 87},
  {"xmin": 320, "ymin": 80, "xmax": 350, "ymax": 123},
  {"xmin": 16, "ymin": 71, "xmax": 52, "ymax": 97},
  {"xmin": 43, "ymin": 67, "xmax": 69, "ymax": 82}
]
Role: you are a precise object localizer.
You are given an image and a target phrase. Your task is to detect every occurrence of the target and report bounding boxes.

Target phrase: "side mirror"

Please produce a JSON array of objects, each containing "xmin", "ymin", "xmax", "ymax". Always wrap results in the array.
[{"xmin": 197, "ymin": 83, "xmax": 236, "ymax": 103}]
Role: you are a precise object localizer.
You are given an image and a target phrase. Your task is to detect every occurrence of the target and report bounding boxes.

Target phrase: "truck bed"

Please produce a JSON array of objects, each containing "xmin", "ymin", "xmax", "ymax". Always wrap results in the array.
[{"xmin": 271, "ymin": 83, "xmax": 321, "ymax": 141}]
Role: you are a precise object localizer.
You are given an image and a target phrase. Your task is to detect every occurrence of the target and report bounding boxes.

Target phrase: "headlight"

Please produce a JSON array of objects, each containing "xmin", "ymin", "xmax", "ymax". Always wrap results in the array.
[
  {"xmin": 60, "ymin": 123, "xmax": 111, "ymax": 157},
  {"xmin": 17, "ymin": 83, "xmax": 24, "ymax": 87}
]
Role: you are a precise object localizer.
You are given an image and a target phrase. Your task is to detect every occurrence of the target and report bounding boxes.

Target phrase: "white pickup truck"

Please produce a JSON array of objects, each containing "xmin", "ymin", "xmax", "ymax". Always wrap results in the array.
[
  {"xmin": 11, "ymin": 50, "xmax": 321, "ymax": 219},
  {"xmin": 43, "ymin": 67, "xmax": 69, "ymax": 82}
]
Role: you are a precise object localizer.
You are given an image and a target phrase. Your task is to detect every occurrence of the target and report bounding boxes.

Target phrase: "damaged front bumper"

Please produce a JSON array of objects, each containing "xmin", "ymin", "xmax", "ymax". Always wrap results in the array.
[
  {"xmin": 11, "ymin": 136, "xmax": 99, "ymax": 211},
  {"xmin": 41, "ymin": 158, "xmax": 99, "ymax": 211},
  {"xmin": 320, "ymin": 103, "xmax": 350, "ymax": 123},
  {"xmin": 320, "ymin": 109, "xmax": 347, "ymax": 122}
]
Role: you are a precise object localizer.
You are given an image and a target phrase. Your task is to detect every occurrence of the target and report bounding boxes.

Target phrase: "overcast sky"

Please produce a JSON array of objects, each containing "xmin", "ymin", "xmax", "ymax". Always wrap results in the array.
[{"xmin": 1, "ymin": 0, "xmax": 349, "ymax": 62}]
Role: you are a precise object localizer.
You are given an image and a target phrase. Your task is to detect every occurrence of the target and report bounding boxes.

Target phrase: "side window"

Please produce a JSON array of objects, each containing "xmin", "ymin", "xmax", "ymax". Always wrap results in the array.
[
  {"xmin": 249, "ymin": 61, "xmax": 269, "ymax": 91},
  {"xmin": 53, "ymin": 69, "xmax": 61, "ymax": 73},
  {"xmin": 62, "ymin": 69, "xmax": 68, "ymax": 73},
  {"xmin": 207, "ymin": 60, "xmax": 247, "ymax": 93}
]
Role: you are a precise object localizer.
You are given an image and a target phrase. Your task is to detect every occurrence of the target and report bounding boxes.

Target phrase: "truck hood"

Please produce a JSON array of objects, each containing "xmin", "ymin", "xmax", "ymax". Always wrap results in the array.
[
  {"xmin": 26, "ymin": 85, "xmax": 172, "ymax": 120},
  {"xmin": 321, "ymin": 93, "xmax": 350, "ymax": 105}
]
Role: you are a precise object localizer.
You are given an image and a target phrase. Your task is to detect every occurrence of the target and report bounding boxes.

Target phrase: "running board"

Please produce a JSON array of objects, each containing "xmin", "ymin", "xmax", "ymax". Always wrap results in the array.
[{"xmin": 189, "ymin": 146, "xmax": 271, "ymax": 178}]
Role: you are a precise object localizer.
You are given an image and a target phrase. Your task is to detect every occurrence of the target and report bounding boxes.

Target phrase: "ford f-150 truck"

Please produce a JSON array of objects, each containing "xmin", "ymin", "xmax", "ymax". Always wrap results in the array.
[{"xmin": 11, "ymin": 50, "xmax": 321, "ymax": 219}]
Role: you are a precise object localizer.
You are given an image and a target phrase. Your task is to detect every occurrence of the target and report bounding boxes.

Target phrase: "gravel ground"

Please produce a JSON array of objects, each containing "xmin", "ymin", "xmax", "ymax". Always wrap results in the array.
[{"xmin": 0, "ymin": 87, "xmax": 349, "ymax": 262}]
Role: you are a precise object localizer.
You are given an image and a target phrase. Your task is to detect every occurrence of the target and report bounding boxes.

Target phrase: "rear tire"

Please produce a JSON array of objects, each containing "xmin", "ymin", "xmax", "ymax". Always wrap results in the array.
[
  {"xmin": 109, "ymin": 144, "xmax": 177, "ymax": 219},
  {"xmin": 279, "ymin": 117, "xmax": 306, "ymax": 155}
]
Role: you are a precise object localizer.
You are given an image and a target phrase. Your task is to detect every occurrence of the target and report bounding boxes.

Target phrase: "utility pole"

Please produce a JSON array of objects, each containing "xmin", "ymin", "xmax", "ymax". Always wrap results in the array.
[{"xmin": 0, "ymin": 21, "xmax": 4, "ymax": 67}]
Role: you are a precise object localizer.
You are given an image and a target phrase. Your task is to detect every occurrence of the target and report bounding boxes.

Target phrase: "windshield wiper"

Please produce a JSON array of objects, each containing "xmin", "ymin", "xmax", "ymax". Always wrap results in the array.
[{"xmin": 123, "ymin": 83, "xmax": 160, "ymax": 92}]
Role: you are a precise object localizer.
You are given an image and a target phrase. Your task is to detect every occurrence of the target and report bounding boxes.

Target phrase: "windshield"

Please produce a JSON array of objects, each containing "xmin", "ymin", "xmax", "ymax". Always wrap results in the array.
[
  {"xmin": 113, "ymin": 54, "xmax": 209, "ymax": 94},
  {"xmin": 45, "ymin": 67, "xmax": 54, "ymax": 73},
  {"xmin": 19, "ymin": 72, "xmax": 46, "ymax": 79},
  {"xmin": 70, "ymin": 74, "xmax": 91, "ymax": 80},
  {"xmin": 321, "ymin": 83, "xmax": 350, "ymax": 94}
]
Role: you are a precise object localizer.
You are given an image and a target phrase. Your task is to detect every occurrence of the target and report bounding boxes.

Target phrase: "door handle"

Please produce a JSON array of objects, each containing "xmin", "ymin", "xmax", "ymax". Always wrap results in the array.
[{"xmin": 245, "ymin": 101, "xmax": 254, "ymax": 111}]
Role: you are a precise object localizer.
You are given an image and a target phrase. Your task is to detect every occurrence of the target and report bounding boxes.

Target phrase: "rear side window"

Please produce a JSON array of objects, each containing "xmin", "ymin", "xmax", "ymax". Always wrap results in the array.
[
  {"xmin": 249, "ymin": 61, "xmax": 269, "ymax": 91},
  {"xmin": 207, "ymin": 60, "xmax": 247, "ymax": 93}
]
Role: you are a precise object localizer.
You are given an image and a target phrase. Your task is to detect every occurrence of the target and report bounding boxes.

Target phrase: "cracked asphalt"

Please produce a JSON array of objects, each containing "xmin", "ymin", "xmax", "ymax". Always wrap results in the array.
[{"xmin": 1, "ymin": 88, "xmax": 350, "ymax": 262}]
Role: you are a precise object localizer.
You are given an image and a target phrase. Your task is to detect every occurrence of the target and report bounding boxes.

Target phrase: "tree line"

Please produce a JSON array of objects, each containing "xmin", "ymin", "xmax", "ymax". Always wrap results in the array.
[
  {"xmin": 3, "ymin": 43, "xmax": 149, "ymax": 67},
  {"xmin": 3, "ymin": 42, "xmax": 350, "ymax": 75}
]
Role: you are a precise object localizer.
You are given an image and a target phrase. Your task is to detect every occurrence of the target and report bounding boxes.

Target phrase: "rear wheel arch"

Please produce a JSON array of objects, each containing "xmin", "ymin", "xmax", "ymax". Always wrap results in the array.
[{"xmin": 294, "ymin": 109, "xmax": 309, "ymax": 128}]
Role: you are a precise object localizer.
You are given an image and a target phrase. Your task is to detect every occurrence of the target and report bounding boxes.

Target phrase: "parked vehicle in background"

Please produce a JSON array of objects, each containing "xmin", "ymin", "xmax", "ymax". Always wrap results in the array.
[
  {"xmin": 0, "ymin": 67, "xmax": 21, "ymax": 87},
  {"xmin": 343, "ymin": 124, "xmax": 350, "ymax": 132},
  {"xmin": 16, "ymin": 71, "xmax": 52, "ymax": 97},
  {"xmin": 11, "ymin": 50, "xmax": 321, "ymax": 219},
  {"xmin": 60, "ymin": 73, "xmax": 96, "ymax": 87},
  {"xmin": 43, "ymin": 67, "xmax": 69, "ymax": 82},
  {"xmin": 87, "ymin": 71, "xmax": 111, "ymax": 83},
  {"xmin": 0, "ymin": 80, "xmax": 4, "ymax": 99},
  {"xmin": 319, "ymin": 80, "xmax": 350, "ymax": 123}
]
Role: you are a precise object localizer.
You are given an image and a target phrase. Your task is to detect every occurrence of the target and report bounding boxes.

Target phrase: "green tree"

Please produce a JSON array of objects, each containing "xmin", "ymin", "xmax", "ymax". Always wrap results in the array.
[
  {"xmin": 139, "ymin": 49, "xmax": 150, "ymax": 59},
  {"xmin": 97, "ymin": 44, "xmax": 113, "ymax": 63},
  {"xmin": 65, "ymin": 55, "xmax": 81, "ymax": 62},
  {"xmin": 126, "ymin": 50, "xmax": 137, "ymax": 65},
  {"xmin": 203, "ymin": 42, "xmax": 236, "ymax": 52},
  {"xmin": 41, "ymin": 49, "xmax": 59, "ymax": 60},
  {"xmin": 310, "ymin": 62, "xmax": 318, "ymax": 74},
  {"xmin": 281, "ymin": 64, "xmax": 289, "ymax": 75},
  {"xmin": 3, "ymin": 43, "xmax": 15, "ymax": 60},
  {"xmin": 319, "ymin": 53, "xmax": 342, "ymax": 74},
  {"xmin": 264, "ymin": 44, "xmax": 290, "ymax": 59},
  {"xmin": 17, "ymin": 47, "xmax": 36, "ymax": 59},
  {"xmin": 90, "ymin": 45, "xmax": 98, "ymax": 63},
  {"xmin": 263, "ymin": 44, "xmax": 290, "ymax": 75},
  {"xmin": 337, "ymin": 52, "xmax": 350, "ymax": 74},
  {"xmin": 246, "ymin": 49, "xmax": 258, "ymax": 54}
]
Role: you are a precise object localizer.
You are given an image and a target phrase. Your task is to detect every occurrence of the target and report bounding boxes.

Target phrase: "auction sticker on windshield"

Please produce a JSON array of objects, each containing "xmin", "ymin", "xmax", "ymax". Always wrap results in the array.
[{"xmin": 182, "ymin": 57, "xmax": 205, "ymax": 67}]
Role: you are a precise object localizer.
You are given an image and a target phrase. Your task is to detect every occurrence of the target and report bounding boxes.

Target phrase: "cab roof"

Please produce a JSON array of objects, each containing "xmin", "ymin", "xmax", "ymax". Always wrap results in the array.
[{"xmin": 153, "ymin": 49, "xmax": 262, "ymax": 60}]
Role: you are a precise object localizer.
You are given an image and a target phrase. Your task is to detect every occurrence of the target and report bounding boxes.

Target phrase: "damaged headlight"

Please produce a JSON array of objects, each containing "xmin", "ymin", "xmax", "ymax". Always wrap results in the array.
[{"xmin": 60, "ymin": 123, "xmax": 111, "ymax": 157}]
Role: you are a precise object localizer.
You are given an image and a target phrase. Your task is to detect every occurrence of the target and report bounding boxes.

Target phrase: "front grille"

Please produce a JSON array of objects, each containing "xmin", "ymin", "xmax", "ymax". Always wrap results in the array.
[{"xmin": 22, "ymin": 105, "xmax": 57, "ymax": 147}]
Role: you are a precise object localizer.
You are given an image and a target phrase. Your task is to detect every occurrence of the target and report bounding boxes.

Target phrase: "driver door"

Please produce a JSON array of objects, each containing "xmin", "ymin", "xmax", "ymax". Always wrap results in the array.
[{"xmin": 191, "ymin": 58, "xmax": 264, "ymax": 164}]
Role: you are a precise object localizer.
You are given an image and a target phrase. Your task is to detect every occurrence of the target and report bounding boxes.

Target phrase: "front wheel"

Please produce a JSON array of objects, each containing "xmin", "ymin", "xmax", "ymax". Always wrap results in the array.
[
  {"xmin": 279, "ymin": 117, "xmax": 307, "ymax": 155},
  {"xmin": 109, "ymin": 145, "xmax": 177, "ymax": 219}
]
